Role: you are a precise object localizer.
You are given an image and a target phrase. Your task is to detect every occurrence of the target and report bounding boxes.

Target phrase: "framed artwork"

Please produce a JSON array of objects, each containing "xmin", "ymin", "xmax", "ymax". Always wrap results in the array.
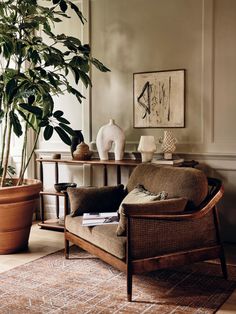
[{"xmin": 133, "ymin": 69, "xmax": 185, "ymax": 128}]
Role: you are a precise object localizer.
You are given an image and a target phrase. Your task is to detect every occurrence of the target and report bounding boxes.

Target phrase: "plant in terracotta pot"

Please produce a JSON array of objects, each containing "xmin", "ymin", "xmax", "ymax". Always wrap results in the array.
[{"xmin": 0, "ymin": 0, "xmax": 109, "ymax": 253}]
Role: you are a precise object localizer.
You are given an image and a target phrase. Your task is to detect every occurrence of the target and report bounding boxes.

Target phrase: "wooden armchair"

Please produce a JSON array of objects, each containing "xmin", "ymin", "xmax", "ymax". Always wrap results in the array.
[
  {"xmin": 64, "ymin": 164, "xmax": 227, "ymax": 302},
  {"xmin": 124, "ymin": 177, "xmax": 226, "ymax": 301}
]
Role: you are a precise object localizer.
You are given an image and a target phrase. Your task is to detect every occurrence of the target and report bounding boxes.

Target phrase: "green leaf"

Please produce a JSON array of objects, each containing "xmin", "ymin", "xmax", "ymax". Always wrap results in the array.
[
  {"xmin": 48, "ymin": 73, "xmax": 58, "ymax": 88},
  {"xmin": 52, "ymin": 17, "xmax": 62, "ymax": 23},
  {"xmin": 53, "ymin": 110, "xmax": 64, "ymax": 118},
  {"xmin": 79, "ymin": 71, "xmax": 92, "ymax": 88},
  {"xmin": 91, "ymin": 58, "xmax": 110, "ymax": 72},
  {"xmin": 56, "ymin": 116, "xmax": 70, "ymax": 124},
  {"xmin": 28, "ymin": 95, "xmax": 35, "ymax": 105},
  {"xmin": 60, "ymin": 0, "xmax": 68, "ymax": 12},
  {"xmin": 5, "ymin": 78, "xmax": 17, "ymax": 102},
  {"xmin": 69, "ymin": 2, "xmax": 86, "ymax": 24},
  {"xmin": 78, "ymin": 44, "xmax": 90, "ymax": 55},
  {"xmin": 9, "ymin": 111, "xmax": 22, "ymax": 137},
  {"xmin": 7, "ymin": 165, "xmax": 16, "ymax": 176},
  {"xmin": 59, "ymin": 123, "xmax": 76, "ymax": 136},
  {"xmin": 38, "ymin": 119, "xmax": 49, "ymax": 127},
  {"xmin": 7, "ymin": 165, "xmax": 15, "ymax": 175},
  {"xmin": 30, "ymin": 50, "xmax": 41, "ymax": 64},
  {"xmin": 54, "ymin": 126, "xmax": 71, "ymax": 145},
  {"xmin": 70, "ymin": 56, "xmax": 89, "ymax": 72},
  {"xmin": 19, "ymin": 103, "xmax": 43, "ymax": 118},
  {"xmin": 44, "ymin": 125, "xmax": 54, "ymax": 140},
  {"xmin": 67, "ymin": 86, "xmax": 85, "ymax": 103},
  {"xmin": 72, "ymin": 67, "xmax": 80, "ymax": 84}
]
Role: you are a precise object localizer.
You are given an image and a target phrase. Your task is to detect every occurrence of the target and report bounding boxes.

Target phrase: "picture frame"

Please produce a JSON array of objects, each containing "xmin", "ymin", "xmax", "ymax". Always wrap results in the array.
[{"xmin": 133, "ymin": 69, "xmax": 185, "ymax": 128}]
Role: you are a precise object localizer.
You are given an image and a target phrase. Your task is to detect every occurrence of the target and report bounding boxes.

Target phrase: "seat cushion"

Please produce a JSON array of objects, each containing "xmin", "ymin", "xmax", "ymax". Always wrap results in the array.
[
  {"xmin": 127, "ymin": 164, "xmax": 208, "ymax": 209},
  {"xmin": 65, "ymin": 215, "xmax": 126, "ymax": 259}
]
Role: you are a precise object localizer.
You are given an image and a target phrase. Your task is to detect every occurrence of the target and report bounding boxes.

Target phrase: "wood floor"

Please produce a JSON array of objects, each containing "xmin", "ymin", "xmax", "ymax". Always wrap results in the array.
[{"xmin": 0, "ymin": 223, "xmax": 235, "ymax": 313}]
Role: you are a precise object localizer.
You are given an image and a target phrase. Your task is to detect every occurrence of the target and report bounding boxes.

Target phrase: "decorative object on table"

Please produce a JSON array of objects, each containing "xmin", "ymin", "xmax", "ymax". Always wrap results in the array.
[
  {"xmin": 96, "ymin": 119, "xmax": 125, "ymax": 160},
  {"xmin": 159, "ymin": 130, "xmax": 177, "ymax": 159},
  {"xmin": 73, "ymin": 142, "xmax": 93, "ymax": 160},
  {"xmin": 70, "ymin": 130, "xmax": 84, "ymax": 157},
  {"xmin": 152, "ymin": 156, "xmax": 184, "ymax": 166},
  {"xmin": 52, "ymin": 153, "xmax": 61, "ymax": 159},
  {"xmin": 138, "ymin": 135, "xmax": 156, "ymax": 162},
  {"xmin": 54, "ymin": 183, "xmax": 77, "ymax": 193},
  {"xmin": 133, "ymin": 69, "xmax": 185, "ymax": 128}
]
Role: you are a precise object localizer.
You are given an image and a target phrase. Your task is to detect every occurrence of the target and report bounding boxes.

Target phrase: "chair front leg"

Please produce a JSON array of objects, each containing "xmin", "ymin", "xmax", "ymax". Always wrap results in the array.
[
  {"xmin": 127, "ymin": 266, "xmax": 133, "ymax": 302},
  {"xmin": 220, "ymin": 246, "xmax": 228, "ymax": 279},
  {"xmin": 64, "ymin": 236, "xmax": 70, "ymax": 259}
]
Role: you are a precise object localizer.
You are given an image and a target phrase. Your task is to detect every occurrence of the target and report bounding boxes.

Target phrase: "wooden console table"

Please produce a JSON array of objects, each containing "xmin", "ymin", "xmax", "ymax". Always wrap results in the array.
[{"xmin": 36, "ymin": 158, "xmax": 141, "ymax": 231}]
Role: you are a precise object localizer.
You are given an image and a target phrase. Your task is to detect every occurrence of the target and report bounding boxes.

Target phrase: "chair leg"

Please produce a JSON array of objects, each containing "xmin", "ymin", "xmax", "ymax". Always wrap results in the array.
[
  {"xmin": 65, "ymin": 238, "xmax": 70, "ymax": 259},
  {"xmin": 220, "ymin": 246, "xmax": 228, "ymax": 280},
  {"xmin": 127, "ymin": 270, "xmax": 132, "ymax": 302}
]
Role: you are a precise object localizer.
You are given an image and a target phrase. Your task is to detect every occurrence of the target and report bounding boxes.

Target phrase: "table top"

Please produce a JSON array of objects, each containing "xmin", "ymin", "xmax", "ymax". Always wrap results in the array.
[{"xmin": 36, "ymin": 158, "xmax": 141, "ymax": 166}]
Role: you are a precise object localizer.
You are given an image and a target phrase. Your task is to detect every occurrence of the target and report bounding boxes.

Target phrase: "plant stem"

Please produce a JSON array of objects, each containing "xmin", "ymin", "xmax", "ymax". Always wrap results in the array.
[
  {"xmin": 17, "ymin": 129, "xmax": 40, "ymax": 185},
  {"xmin": 0, "ymin": 117, "xmax": 12, "ymax": 187},
  {"xmin": 0, "ymin": 110, "xmax": 8, "ymax": 170},
  {"xmin": 18, "ymin": 120, "xmax": 29, "ymax": 182}
]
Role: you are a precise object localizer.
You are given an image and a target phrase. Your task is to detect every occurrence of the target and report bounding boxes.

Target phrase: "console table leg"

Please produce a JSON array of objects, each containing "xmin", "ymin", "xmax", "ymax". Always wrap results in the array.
[
  {"xmin": 103, "ymin": 165, "xmax": 108, "ymax": 186},
  {"xmin": 40, "ymin": 194, "xmax": 45, "ymax": 223}
]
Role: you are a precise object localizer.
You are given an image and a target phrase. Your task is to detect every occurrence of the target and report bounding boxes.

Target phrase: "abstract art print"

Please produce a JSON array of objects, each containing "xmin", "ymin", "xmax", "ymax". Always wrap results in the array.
[{"xmin": 133, "ymin": 69, "xmax": 185, "ymax": 128}]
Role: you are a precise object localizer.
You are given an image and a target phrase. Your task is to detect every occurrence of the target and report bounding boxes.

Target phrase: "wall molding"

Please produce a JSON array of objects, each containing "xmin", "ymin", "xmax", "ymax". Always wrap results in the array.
[{"xmin": 35, "ymin": 147, "xmax": 236, "ymax": 172}]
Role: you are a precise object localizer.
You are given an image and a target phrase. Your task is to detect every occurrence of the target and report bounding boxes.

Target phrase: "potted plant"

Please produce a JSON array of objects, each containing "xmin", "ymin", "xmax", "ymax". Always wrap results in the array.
[{"xmin": 0, "ymin": 0, "xmax": 109, "ymax": 254}]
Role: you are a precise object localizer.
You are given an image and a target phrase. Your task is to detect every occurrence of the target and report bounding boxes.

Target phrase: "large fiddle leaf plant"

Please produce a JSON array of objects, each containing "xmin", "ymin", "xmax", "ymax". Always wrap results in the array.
[{"xmin": 0, "ymin": 0, "xmax": 109, "ymax": 187}]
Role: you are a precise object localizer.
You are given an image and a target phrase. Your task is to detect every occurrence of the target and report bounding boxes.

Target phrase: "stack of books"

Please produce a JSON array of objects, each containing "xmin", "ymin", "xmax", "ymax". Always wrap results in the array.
[
  {"xmin": 82, "ymin": 212, "xmax": 118, "ymax": 226},
  {"xmin": 151, "ymin": 157, "xmax": 184, "ymax": 166}
]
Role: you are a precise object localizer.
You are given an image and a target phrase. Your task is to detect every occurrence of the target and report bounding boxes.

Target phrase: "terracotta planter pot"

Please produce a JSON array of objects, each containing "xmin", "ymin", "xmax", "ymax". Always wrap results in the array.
[{"xmin": 0, "ymin": 179, "xmax": 42, "ymax": 254}]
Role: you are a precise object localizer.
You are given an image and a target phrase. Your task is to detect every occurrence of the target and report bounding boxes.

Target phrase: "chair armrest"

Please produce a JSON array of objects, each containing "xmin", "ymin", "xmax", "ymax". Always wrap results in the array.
[
  {"xmin": 123, "ymin": 185, "xmax": 224, "ymax": 221},
  {"xmin": 123, "ymin": 197, "xmax": 187, "ymax": 216}
]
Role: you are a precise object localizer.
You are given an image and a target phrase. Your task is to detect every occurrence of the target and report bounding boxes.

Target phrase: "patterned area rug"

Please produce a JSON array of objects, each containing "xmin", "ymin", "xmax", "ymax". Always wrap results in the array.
[{"xmin": 0, "ymin": 246, "xmax": 235, "ymax": 314}]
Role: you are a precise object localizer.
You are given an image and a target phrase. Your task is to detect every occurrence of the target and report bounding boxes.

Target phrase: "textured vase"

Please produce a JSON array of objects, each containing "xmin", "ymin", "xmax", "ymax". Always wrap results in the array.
[
  {"xmin": 70, "ymin": 130, "xmax": 84, "ymax": 157},
  {"xmin": 73, "ymin": 142, "xmax": 93, "ymax": 160},
  {"xmin": 96, "ymin": 119, "xmax": 125, "ymax": 160},
  {"xmin": 159, "ymin": 131, "xmax": 177, "ymax": 159}
]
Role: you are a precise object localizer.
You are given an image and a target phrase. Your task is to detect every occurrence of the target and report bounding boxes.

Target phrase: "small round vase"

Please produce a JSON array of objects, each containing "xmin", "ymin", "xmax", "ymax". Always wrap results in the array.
[
  {"xmin": 70, "ymin": 130, "xmax": 84, "ymax": 157},
  {"xmin": 73, "ymin": 142, "xmax": 93, "ymax": 160},
  {"xmin": 96, "ymin": 119, "xmax": 125, "ymax": 160}
]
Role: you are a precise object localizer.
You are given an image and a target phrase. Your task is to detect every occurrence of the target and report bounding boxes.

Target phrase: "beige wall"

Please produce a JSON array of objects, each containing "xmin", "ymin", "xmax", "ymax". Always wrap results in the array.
[
  {"xmin": 90, "ymin": 0, "xmax": 204, "ymax": 146},
  {"xmin": 89, "ymin": 0, "xmax": 236, "ymax": 242},
  {"xmin": 37, "ymin": 0, "xmax": 236, "ymax": 242}
]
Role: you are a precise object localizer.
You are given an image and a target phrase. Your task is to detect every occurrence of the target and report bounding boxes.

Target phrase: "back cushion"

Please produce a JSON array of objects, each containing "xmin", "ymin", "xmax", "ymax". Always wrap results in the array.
[{"xmin": 127, "ymin": 164, "xmax": 208, "ymax": 208}]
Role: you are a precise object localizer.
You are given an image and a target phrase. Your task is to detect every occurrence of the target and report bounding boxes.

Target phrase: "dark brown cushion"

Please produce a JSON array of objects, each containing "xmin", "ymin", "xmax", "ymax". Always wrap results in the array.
[
  {"xmin": 67, "ymin": 185, "xmax": 125, "ymax": 217},
  {"xmin": 116, "ymin": 186, "xmax": 168, "ymax": 236},
  {"xmin": 127, "ymin": 164, "xmax": 208, "ymax": 209}
]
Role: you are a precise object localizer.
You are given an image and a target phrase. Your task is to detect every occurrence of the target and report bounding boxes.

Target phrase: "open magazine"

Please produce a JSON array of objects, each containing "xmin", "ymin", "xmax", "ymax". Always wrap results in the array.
[{"xmin": 82, "ymin": 212, "xmax": 118, "ymax": 226}]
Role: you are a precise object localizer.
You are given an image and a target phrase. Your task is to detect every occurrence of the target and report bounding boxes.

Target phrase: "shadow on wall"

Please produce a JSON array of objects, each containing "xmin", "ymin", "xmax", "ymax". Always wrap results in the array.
[{"xmin": 105, "ymin": 22, "xmax": 136, "ymax": 72}]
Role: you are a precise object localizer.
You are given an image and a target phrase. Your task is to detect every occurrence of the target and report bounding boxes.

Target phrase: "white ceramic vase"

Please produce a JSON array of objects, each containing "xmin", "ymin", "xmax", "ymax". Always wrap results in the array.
[
  {"xmin": 138, "ymin": 136, "xmax": 156, "ymax": 162},
  {"xmin": 96, "ymin": 119, "xmax": 125, "ymax": 160}
]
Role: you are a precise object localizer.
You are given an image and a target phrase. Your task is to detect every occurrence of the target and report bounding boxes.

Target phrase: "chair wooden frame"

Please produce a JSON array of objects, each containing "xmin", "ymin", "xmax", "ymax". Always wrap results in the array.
[{"xmin": 64, "ymin": 178, "xmax": 227, "ymax": 302}]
